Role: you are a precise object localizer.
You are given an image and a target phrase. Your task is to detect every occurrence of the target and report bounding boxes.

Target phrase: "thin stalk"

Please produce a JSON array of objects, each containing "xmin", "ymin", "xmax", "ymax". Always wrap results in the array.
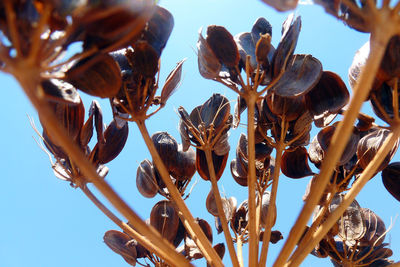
[
  {"xmin": 15, "ymin": 70, "xmax": 191, "ymax": 267},
  {"xmin": 237, "ymin": 236, "xmax": 244, "ymax": 267},
  {"xmin": 136, "ymin": 120, "xmax": 224, "ymax": 267},
  {"xmin": 390, "ymin": 262, "xmax": 400, "ymax": 267},
  {"xmin": 246, "ymin": 92, "xmax": 259, "ymax": 267},
  {"xmin": 273, "ymin": 29, "xmax": 392, "ymax": 267},
  {"xmin": 204, "ymin": 148, "xmax": 240, "ymax": 267},
  {"xmin": 287, "ymin": 125, "xmax": 400, "ymax": 267},
  {"xmin": 259, "ymin": 139, "xmax": 284, "ymax": 266}
]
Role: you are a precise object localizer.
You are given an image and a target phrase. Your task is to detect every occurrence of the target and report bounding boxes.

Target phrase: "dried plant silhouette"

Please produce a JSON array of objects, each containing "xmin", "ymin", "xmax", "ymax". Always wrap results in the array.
[{"xmin": 1, "ymin": 0, "xmax": 400, "ymax": 266}]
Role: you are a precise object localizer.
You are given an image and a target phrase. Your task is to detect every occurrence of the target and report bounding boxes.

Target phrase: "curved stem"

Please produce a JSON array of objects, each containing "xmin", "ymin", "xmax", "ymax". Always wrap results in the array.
[
  {"xmin": 273, "ymin": 28, "xmax": 392, "ymax": 267},
  {"xmin": 259, "ymin": 138, "xmax": 284, "ymax": 266},
  {"xmin": 136, "ymin": 120, "xmax": 224, "ymax": 267},
  {"xmin": 204, "ymin": 148, "xmax": 240, "ymax": 267},
  {"xmin": 287, "ymin": 125, "xmax": 400, "ymax": 267},
  {"xmin": 15, "ymin": 70, "xmax": 191, "ymax": 267},
  {"xmin": 246, "ymin": 92, "xmax": 259, "ymax": 267}
]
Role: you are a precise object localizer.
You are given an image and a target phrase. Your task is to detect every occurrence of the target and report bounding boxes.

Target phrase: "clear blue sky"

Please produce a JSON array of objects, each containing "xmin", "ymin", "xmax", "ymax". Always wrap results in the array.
[{"xmin": 0, "ymin": 1, "xmax": 398, "ymax": 266}]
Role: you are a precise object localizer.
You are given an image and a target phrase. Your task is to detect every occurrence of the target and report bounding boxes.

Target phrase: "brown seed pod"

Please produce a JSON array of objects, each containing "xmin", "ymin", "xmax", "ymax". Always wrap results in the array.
[
  {"xmin": 150, "ymin": 200, "xmax": 180, "ymax": 243},
  {"xmin": 357, "ymin": 129, "xmax": 399, "ymax": 172},
  {"xmin": 266, "ymin": 91, "xmax": 306, "ymax": 122},
  {"xmin": 370, "ymin": 80, "xmax": 400, "ymax": 123},
  {"xmin": 359, "ymin": 208, "xmax": 386, "ymax": 247},
  {"xmin": 92, "ymin": 118, "xmax": 129, "ymax": 164},
  {"xmin": 206, "ymin": 25, "xmax": 240, "ymax": 68},
  {"xmin": 66, "ymin": 53, "xmax": 122, "ymax": 98},
  {"xmin": 382, "ymin": 162, "xmax": 400, "ymax": 202},
  {"xmin": 378, "ymin": 35, "xmax": 400, "ymax": 81},
  {"xmin": 126, "ymin": 41, "xmax": 159, "ymax": 78},
  {"xmin": 197, "ymin": 28, "xmax": 222, "ymax": 79},
  {"xmin": 40, "ymin": 79, "xmax": 81, "ymax": 105},
  {"xmin": 271, "ymin": 54, "xmax": 322, "ymax": 98},
  {"xmin": 261, "ymin": 0, "xmax": 298, "ymax": 11},
  {"xmin": 206, "ymin": 189, "xmax": 237, "ymax": 221},
  {"xmin": 305, "ymin": 71, "xmax": 349, "ymax": 117},
  {"xmin": 184, "ymin": 218, "xmax": 213, "ymax": 260},
  {"xmin": 230, "ymin": 158, "xmax": 248, "ymax": 186},
  {"xmin": 103, "ymin": 230, "xmax": 137, "ymax": 266},
  {"xmin": 231, "ymin": 199, "xmax": 249, "ymax": 235},
  {"xmin": 272, "ymin": 14, "xmax": 301, "ymax": 78},
  {"xmin": 281, "ymin": 146, "xmax": 314, "ymax": 179},
  {"xmin": 160, "ymin": 59, "xmax": 185, "ymax": 106},
  {"xmin": 260, "ymin": 191, "xmax": 277, "ymax": 228},
  {"xmin": 151, "ymin": 131, "xmax": 179, "ymax": 172},
  {"xmin": 136, "ymin": 159, "xmax": 158, "ymax": 198},
  {"xmin": 196, "ymin": 149, "xmax": 228, "ymax": 181}
]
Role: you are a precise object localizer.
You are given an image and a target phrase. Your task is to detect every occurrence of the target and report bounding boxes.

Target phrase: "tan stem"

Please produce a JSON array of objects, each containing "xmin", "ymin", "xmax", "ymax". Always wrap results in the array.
[
  {"xmin": 273, "ymin": 29, "xmax": 392, "ymax": 267},
  {"xmin": 204, "ymin": 148, "xmax": 240, "ymax": 267},
  {"xmin": 237, "ymin": 236, "xmax": 244, "ymax": 267},
  {"xmin": 15, "ymin": 70, "xmax": 191, "ymax": 267},
  {"xmin": 246, "ymin": 92, "xmax": 259, "ymax": 266},
  {"xmin": 136, "ymin": 120, "xmax": 224, "ymax": 267},
  {"xmin": 287, "ymin": 125, "xmax": 400, "ymax": 267},
  {"xmin": 259, "ymin": 141, "xmax": 284, "ymax": 266}
]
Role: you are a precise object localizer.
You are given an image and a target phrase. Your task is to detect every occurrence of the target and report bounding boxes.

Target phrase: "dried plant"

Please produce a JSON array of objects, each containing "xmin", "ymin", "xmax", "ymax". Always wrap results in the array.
[{"xmin": 1, "ymin": 0, "xmax": 400, "ymax": 267}]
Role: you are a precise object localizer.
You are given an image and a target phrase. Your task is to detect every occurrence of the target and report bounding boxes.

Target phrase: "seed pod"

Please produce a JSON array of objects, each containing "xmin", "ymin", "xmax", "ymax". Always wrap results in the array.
[
  {"xmin": 200, "ymin": 94, "xmax": 231, "ymax": 134},
  {"xmin": 272, "ymin": 14, "xmax": 301, "ymax": 78},
  {"xmin": 196, "ymin": 149, "xmax": 228, "ymax": 181},
  {"xmin": 197, "ymin": 28, "xmax": 222, "ymax": 79},
  {"xmin": 260, "ymin": 191, "xmax": 277, "ymax": 228},
  {"xmin": 348, "ymin": 42, "xmax": 369, "ymax": 90},
  {"xmin": 184, "ymin": 218, "xmax": 213, "ymax": 260},
  {"xmin": 266, "ymin": 91, "xmax": 306, "ymax": 122},
  {"xmin": 359, "ymin": 208, "xmax": 386, "ymax": 247},
  {"xmin": 271, "ymin": 54, "xmax": 322, "ymax": 98},
  {"xmin": 305, "ymin": 71, "xmax": 349, "ymax": 117},
  {"xmin": 136, "ymin": 159, "xmax": 158, "ymax": 198},
  {"xmin": 92, "ymin": 118, "xmax": 129, "ymax": 164},
  {"xmin": 103, "ymin": 230, "xmax": 137, "ymax": 266},
  {"xmin": 150, "ymin": 200, "xmax": 179, "ymax": 243},
  {"xmin": 206, "ymin": 189, "xmax": 236, "ymax": 221},
  {"xmin": 282, "ymin": 146, "xmax": 314, "ymax": 179},
  {"xmin": 66, "ymin": 53, "xmax": 122, "ymax": 98},
  {"xmin": 151, "ymin": 131, "xmax": 179, "ymax": 171},
  {"xmin": 160, "ymin": 59, "xmax": 185, "ymax": 106},
  {"xmin": 231, "ymin": 200, "xmax": 249, "ymax": 235},
  {"xmin": 357, "ymin": 129, "xmax": 399, "ymax": 172},
  {"xmin": 261, "ymin": 0, "xmax": 298, "ymax": 11},
  {"xmin": 126, "ymin": 41, "xmax": 159, "ymax": 78},
  {"xmin": 40, "ymin": 79, "xmax": 81, "ymax": 105},
  {"xmin": 206, "ymin": 25, "xmax": 240, "ymax": 68},
  {"xmin": 171, "ymin": 145, "xmax": 196, "ymax": 181},
  {"xmin": 379, "ymin": 35, "xmax": 400, "ymax": 81},
  {"xmin": 370, "ymin": 80, "xmax": 400, "ymax": 123},
  {"xmin": 382, "ymin": 162, "xmax": 400, "ymax": 202}
]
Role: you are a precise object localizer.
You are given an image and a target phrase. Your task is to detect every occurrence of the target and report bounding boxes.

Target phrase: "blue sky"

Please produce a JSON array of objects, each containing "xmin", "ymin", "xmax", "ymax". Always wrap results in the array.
[{"xmin": 0, "ymin": 0, "xmax": 398, "ymax": 266}]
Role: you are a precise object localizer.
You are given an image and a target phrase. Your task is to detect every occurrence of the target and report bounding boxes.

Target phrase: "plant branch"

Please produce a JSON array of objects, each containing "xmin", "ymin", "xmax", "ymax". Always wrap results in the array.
[
  {"xmin": 259, "ymin": 134, "xmax": 285, "ymax": 266},
  {"xmin": 287, "ymin": 124, "xmax": 400, "ymax": 266},
  {"xmin": 14, "ymin": 69, "xmax": 191, "ymax": 267},
  {"xmin": 136, "ymin": 120, "xmax": 224, "ymax": 267},
  {"xmin": 245, "ymin": 92, "xmax": 259, "ymax": 267},
  {"xmin": 204, "ymin": 148, "xmax": 240, "ymax": 267},
  {"xmin": 273, "ymin": 26, "xmax": 393, "ymax": 267}
]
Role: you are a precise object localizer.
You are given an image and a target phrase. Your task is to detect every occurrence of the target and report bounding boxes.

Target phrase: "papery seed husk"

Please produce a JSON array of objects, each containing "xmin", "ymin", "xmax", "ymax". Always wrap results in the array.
[
  {"xmin": 266, "ymin": 91, "xmax": 306, "ymax": 122},
  {"xmin": 206, "ymin": 25, "xmax": 240, "ymax": 68},
  {"xmin": 261, "ymin": 0, "xmax": 298, "ymax": 11},
  {"xmin": 197, "ymin": 28, "xmax": 222, "ymax": 79},
  {"xmin": 150, "ymin": 200, "xmax": 179, "ymax": 243},
  {"xmin": 370, "ymin": 80, "xmax": 400, "ymax": 123},
  {"xmin": 382, "ymin": 162, "xmax": 400, "ymax": 202},
  {"xmin": 196, "ymin": 149, "xmax": 228, "ymax": 181},
  {"xmin": 357, "ymin": 129, "xmax": 399, "ymax": 172},
  {"xmin": 103, "ymin": 230, "xmax": 137, "ymax": 266},
  {"xmin": 230, "ymin": 158, "xmax": 248, "ymax": 186},
  {"xmin": 161, "ymin": 59, "xmax": 185, "ymax": 105},
  {"xmin": 136, "ymin": 159, "xmax": 158, "ymax": 198},
  {"xmin": 40, "ymin": 79, "xmax": 81, "ymax": 105},
  {"xmin": 282, "ymin": 146, "xmax": 314, "ymax": 179},
  {"xmin": 66, "ymin": 53, "xmax": 122, "ymax": 98},
  {"xmin": 171, "ymin": 145, "xmax": 196, "ymax": 181},
  {"xmin": 260, "ymin": 191, "xmax": 277, "ymax": 228},
  {"xmin": 151, "ymin": 131, "xmax": 179, "ymax": 171},
  {"xmin": 235, "ymin": 32, "xmax": 257, "ymax": 71},
  {"xmin": 126, "ymin": 41, "xmax": 159, "ymax": 78},
  {"xmin": 200, "ymin": 94, "xmax": 231, "ymax": 133},
  {"xmin": 359, "ymin": 208, "xmax": 386, "ymax": 247}
]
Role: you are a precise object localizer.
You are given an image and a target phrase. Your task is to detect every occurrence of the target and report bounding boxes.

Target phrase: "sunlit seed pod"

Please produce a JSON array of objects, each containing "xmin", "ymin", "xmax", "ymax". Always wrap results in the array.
[
  {"xmin": 205, "ymin": 189, "xmax": 236, "ymax": 221},
  {"xmin": 136, "ymin": 159, "xmax": 158, "ymax": 198},
  {"xmin": 317, "ymin": 124, "xmax": 360, "ymax": 166},
  {"xmin": 261, "ymin": 0, "xmax": 298, "ymax": 11},
  {"xmin": 281, "ymin": 146, "xmax": 314, "ymax": 179},
  {"xmin": 40, "ymin": 79, "xmax": 81, "ymax": 105},
  {"xmin": 359, "ymin": 208, "xmax": 386, "ymax": 247},
  {"xmin": 214, "ymin": 132, "xmax": 230, "ymax": 156},
  {"xmin": 378, "ymin": 35, "xmax": 400, "ymax": 81},
  {"xmin": 126, "ymin": 40, "xmax": 159, "ymax": 78},
  {"xmin": 212, "ymin": 243, "xmax": 226, "ymax": 261},
  {"xmin": 271, "ymin": 54, "xmax": 322, "ymax": 98},
  {"xmin": 305, "ymin": 71, "xmax": 349, "ymax": 117},
  {"xmin": 313, "ymin": 112, "xmax": 338, "ymax": 128},
  {"xmin": 78, "ymin": 1, "xmax": 152, "ymax": 50},
  {"xmin": 272, "ymin": 13, "xmax": 301, "ymax": 78},
  {"xmin": 196, "ymin": 149, "xmax": 228, "ymax": 181},
  {"xmin": 329, "ymin": 194, "xmax": 366, "ymax": 247},
  {"xmin": 150, "ymin": 200, "xmax": 179, "ymax": 243},
  {"xmin": 266, "ymin": 91, "xmax": 306, "ymax": 122},
  {"xmin": 206, "ymin": 25, "xmax": 240, "ymax": 68},
  {"xmin": 231, "ymin": 199, "xmax": 249, "ymax": 234},
  {"xmin": 308, "ymin": 135, "xmax": 324, "ymax": 168},
  {"xmin": 382, "ymin": 162, "xmax": 400, "ymax": 202},
  {"xmin": 260, "ymin": 191, "xmax": 277, "ymax": 228},
  {"xmin": 255, "ymin": 33, "xmax": 272, "ymax": 69},
  {"xmin": 200, "ymin": 94, "xmax": 231, "ymax": 133},
  {"xmin": 141, "ymin": 6, "xmax": 174, "ymax": 56},
  {"xmin": 65, "ymin": 53, "xmax": 122, "ymax": 98},
  {"xmin": 151, "ymin": 131, "xmax": 179, "ymax": 171},
  {"xmin": 357, "ymin": 129, "xmax": 399, "ymax": 172},
  {"xmin": 259, "ymin": 230, "xmax": 283, "ymax": 244},
  {"xmin": 184, "ymin": 218, "xmax": 213, "ymax": 260},
  {"xmin": 160, "ymin": 59, "xmax": 185, "ymax": 106},
  {"xmin": 235, "ymin": 32, "xmax": 257, "ymax": 71},
  {"xmin": 197, "ymin": 28, "xmax": 222, "ymax": 79},
  {"xmin": 103, "ymin": 230, "xmax": 137, "ymax": 266},
  {"xmin": 170, "ymin": 145, "xmax": 196, "ymax": 181},
  {"xmin": 355, "ymin": 111, "xmax": 375, "ymax": 132},
  {"xmin": 92, "ymin": 118, "xmax": 129, "ymax": 164},
  {"xmin": 230, "ymin": 158, "xmax": 248, "ymax": 187},
  {"xmin": 348, "ymin": 41, "xmax": 370, "ymax": 90},
  {"xmin": 370, "ymin": 80, "xmax": 400, "ymax": 123},
  {"xmin": 251, "ymin": 17, "xmax": 272, "ymax": 42}
]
